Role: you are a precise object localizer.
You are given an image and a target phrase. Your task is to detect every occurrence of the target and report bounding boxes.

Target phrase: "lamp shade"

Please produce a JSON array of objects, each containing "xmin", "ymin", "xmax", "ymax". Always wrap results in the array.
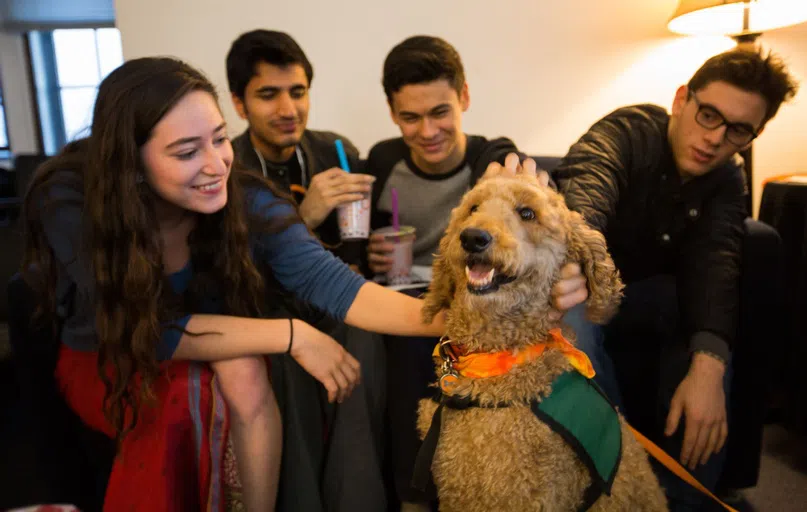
[{"xmin": 668, "ymin": 0, "xmax": 807, "ymax": 36}]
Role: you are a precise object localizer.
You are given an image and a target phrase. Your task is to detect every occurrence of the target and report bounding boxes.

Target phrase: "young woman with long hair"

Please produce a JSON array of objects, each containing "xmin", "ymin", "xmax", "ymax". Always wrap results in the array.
[{"xmin": 22, "ymin": 57, "xmax": 444, "ymax": 511}]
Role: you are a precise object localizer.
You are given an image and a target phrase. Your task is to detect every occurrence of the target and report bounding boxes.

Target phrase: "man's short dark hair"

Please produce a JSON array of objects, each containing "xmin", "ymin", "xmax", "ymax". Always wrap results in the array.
[
  {"xmin": 226, "ymin": 30, "xmax": 314, "ymax": 99},
  {"xmin": 688, "ymin": 49, "xmax": 799, "ymax": 124},
  {"xmin": 382, "ymin": 35, "xmax": 465, "ymax": 104}
]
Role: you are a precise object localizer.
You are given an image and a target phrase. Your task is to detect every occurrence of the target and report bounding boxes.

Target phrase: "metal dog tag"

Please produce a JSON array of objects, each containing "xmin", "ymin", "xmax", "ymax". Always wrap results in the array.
[
  {"xmin": 437, "ymin": 337, "xmax": 466, "ymax": 396},
  {"xmin": 439, "ymin": 371, "xmax": 461, "ymax": 394}
]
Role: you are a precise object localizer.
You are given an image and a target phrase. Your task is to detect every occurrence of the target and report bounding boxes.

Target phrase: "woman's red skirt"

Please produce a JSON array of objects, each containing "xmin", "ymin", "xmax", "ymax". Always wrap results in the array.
[{"xmin": 55, "ymin": 344, "xmax": 230, "ymax": 511}]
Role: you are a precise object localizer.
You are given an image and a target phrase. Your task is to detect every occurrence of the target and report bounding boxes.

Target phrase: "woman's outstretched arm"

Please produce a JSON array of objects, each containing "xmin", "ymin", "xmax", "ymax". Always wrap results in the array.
[{"xmin": 344, "ymin": 282, "xmax": 445, "ymax": 337}]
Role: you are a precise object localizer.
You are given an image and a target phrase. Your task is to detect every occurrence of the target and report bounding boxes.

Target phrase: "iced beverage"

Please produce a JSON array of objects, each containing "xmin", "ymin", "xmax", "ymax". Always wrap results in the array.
[
  {"xmin": 373, "ymin": 225, "xmax": 416, "ymax": 285},
  {"xmin": 338, "ymin": 196, "xmax": 371, "ymax": 240}
]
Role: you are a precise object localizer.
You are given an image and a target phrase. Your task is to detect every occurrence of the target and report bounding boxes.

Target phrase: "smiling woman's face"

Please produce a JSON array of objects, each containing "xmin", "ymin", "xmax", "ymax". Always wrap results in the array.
[{"xmin": 140, "ymin": 90, "xmax": 233, "ymax": 217}]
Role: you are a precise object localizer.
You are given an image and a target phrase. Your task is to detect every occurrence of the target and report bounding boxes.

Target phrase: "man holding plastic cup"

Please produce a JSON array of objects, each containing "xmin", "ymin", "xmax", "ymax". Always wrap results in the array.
[
  {"xmin": 225, "ymin": 29, "xmax": 385, "ymax": 511},
  {"xmin": 227, "ymin": 29, "xmax": 375, "ymax": 267}
]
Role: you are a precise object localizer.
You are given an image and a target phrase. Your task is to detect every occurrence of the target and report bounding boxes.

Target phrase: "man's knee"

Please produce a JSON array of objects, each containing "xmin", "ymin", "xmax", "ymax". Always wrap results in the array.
[{"xmin": 743, "ymin": 218, "xmax": 779, "ymax": 250}]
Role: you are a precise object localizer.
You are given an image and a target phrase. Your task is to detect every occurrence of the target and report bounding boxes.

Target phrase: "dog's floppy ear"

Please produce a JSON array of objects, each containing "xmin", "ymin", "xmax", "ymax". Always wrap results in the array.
[
  {"xmin": 566, "ymin": 212, "xmax": 624, "ymax": 324},
  {"xmin": 422, "ymin": 240, "xmax": 456, "ymax": 323}
]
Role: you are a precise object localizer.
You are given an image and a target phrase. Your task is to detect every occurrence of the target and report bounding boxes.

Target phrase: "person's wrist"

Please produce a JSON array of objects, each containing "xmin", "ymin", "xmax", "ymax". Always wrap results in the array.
[
  {"xmin": 690, "ymin": 351, "xmax": 726, "ymax": 378},
  {"xmin": 288, "ymin": 319, "xmax": 304, "ymax": 357},
  {"xmin": 297, "ymin": 199, "xmax": 317, "ymax": 227}
]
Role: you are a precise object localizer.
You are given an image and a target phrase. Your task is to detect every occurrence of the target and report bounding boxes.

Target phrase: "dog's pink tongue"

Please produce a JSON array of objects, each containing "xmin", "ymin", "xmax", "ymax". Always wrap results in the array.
[{"xmin": 468, "ymin": 262, "xmax": 493, "ymax": 280}]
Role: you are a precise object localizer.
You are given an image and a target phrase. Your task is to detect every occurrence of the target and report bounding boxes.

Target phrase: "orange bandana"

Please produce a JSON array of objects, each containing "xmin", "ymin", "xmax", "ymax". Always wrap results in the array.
[{"xmin": 433, "ymin": 328, "xmax": 595, "ymax": 379}]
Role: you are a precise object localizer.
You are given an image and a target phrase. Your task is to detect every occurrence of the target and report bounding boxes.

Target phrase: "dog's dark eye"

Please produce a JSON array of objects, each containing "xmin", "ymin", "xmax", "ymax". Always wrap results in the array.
[
  {"xmin": 517, "ymin": 206, "xmax": 536, "ymax": 221},
  {"xmin": 469, "ymin": 205, "xmax": 478, "ymax": 214}
]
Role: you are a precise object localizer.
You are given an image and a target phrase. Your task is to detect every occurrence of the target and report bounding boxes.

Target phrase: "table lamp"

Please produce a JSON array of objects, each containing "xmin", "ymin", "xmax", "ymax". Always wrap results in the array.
[{"xmin": 668, "ymin": 0, "xmax": 807, "ymax": 212}]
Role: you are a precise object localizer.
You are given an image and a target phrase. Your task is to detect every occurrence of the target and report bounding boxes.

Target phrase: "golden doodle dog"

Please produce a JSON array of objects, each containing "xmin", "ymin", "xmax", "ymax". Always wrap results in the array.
[{"xmin": 414, "ymin": 168, "xmax": 668, "ymax": 511}]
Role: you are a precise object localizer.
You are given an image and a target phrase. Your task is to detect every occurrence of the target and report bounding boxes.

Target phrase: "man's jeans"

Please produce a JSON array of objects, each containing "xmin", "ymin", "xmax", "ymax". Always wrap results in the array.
[{"xmin": 565, "ymin": 276, "xmax": 731, "ymax": 512}]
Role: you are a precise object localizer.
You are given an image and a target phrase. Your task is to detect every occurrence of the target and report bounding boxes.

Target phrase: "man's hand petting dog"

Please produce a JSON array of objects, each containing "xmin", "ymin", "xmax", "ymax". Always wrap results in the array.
[
  {"xmin": 483, "ymin": 153, "xmax": 551, "ymax": 186},
  {"xmin": 550, "ymin": 263, "xmax": 588, "ymax": 320}
]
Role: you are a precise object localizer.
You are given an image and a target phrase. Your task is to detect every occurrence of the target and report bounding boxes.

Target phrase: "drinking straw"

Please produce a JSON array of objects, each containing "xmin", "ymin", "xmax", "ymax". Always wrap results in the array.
[
  {"xmin": 391, "ymin": 187, "xmax": 400, "ymax": 233},
  {"xmin": 335, "ymin": 139, "xmax": 351, "ymax": 172}
]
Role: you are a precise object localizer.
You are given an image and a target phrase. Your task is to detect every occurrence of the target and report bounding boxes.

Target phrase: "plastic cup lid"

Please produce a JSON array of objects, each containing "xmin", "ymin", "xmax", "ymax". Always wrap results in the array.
[{"xmin": 374, "ymin": 225, "xmax": 416, "ymax": 238}]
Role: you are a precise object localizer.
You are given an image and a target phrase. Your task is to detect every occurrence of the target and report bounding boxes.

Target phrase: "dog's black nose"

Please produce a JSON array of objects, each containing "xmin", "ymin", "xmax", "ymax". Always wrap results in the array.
[{"xmin": 460, "ymin": 228, "xmax": 492, "ymax": 253}]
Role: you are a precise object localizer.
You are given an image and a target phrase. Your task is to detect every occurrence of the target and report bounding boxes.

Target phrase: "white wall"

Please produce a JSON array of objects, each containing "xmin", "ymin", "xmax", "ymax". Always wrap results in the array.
[{"xmin": 114, "ymin": 0, "xmax": 807, "ymax": 215}]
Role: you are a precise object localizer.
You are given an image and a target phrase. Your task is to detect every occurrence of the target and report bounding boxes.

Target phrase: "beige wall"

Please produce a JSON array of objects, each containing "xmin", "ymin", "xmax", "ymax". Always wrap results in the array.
[{"xmin": 114, "ymin": 0, "xmax": 806, "ymax": 216}]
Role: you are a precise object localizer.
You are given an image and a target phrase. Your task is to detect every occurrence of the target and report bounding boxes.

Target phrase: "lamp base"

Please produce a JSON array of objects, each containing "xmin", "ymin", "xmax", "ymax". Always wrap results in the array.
[{"xmin": 732, "ymin": 32, "xmax": 761, "ymax": 50}]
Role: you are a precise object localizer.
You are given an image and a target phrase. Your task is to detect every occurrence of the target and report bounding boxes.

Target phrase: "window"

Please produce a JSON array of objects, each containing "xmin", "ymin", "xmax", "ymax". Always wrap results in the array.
[
  {"xmin": 0, "ymin": 84, "xmax": 9, "ymax": 151},
  {"xmin": 29, "ymin": 28, "xmax": 123, "ymax": 155}
]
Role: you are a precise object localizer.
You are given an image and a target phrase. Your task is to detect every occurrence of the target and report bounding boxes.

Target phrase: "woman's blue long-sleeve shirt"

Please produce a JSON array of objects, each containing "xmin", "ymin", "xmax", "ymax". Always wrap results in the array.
[{"xmin": 39, "ymin": 173, "xmax": 366, "ymax": 359}]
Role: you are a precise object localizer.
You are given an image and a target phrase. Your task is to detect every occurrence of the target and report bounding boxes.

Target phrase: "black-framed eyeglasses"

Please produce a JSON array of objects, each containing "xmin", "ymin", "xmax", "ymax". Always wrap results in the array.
[{"xmin": 689, "ymin": 92, "xmax": 760, "ymax": 147}]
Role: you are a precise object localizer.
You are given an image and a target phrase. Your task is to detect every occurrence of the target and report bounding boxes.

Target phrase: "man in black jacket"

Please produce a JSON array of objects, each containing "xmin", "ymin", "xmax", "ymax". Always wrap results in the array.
[{"xmin": 555, "ymin": 49, "xmax": 798, "ymax": 510}]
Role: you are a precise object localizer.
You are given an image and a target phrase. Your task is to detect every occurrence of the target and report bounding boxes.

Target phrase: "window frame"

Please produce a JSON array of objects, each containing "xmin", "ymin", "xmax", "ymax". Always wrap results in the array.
[
  {"xmin": 0, "ymin": 79, "xmax": 11, "ymax": 152},
  {"xmin": 28, "ymin": 26, "xmax": 122, "ymax": 155}
]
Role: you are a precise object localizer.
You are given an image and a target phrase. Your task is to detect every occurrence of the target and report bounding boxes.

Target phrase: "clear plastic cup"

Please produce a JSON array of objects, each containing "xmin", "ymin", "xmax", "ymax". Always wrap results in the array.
[
  {"xmin": 373, "ymin": 225, "xmax": 416, "ymax": 285},
  {"xmin": 337, "ymin": 196, "xmax": 371, "ymax": 240}
]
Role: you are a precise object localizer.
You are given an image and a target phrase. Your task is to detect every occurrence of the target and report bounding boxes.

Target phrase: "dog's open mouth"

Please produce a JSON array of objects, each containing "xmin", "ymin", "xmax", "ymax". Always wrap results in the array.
[{"xmin": 464, "ymin": 255, "xmax": 516, "ymax": 295}]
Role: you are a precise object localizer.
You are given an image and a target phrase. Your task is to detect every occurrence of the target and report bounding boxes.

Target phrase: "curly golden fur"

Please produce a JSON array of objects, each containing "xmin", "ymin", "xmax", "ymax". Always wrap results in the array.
[{"xmin": 418, "ymin": 171, "xmax": 668, "ymax": 511}]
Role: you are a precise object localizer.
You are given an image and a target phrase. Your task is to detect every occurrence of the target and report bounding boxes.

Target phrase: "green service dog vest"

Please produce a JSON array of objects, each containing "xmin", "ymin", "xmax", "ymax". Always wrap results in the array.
[{"xmin": 412, "ymin": 371, "xmax": 622, "ymax": 511}]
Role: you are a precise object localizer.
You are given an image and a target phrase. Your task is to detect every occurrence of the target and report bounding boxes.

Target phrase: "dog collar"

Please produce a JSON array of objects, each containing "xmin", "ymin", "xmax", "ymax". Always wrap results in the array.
[{"xmin": 434, "ymin": 328, "xmax": 595, "ymax": 394}]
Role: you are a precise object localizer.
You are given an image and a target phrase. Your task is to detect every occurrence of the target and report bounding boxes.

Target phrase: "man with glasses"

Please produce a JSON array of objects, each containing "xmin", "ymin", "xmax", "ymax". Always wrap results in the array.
[{"xmin": 553, "ymin": 49, "xmax": 798, "ymax": 511}]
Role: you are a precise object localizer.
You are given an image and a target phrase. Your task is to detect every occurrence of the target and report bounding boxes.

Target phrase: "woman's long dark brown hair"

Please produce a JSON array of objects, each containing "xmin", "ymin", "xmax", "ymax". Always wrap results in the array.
[{"xmin": 22, "ymin": 57, "xmax": 294, "ymax": 442}]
